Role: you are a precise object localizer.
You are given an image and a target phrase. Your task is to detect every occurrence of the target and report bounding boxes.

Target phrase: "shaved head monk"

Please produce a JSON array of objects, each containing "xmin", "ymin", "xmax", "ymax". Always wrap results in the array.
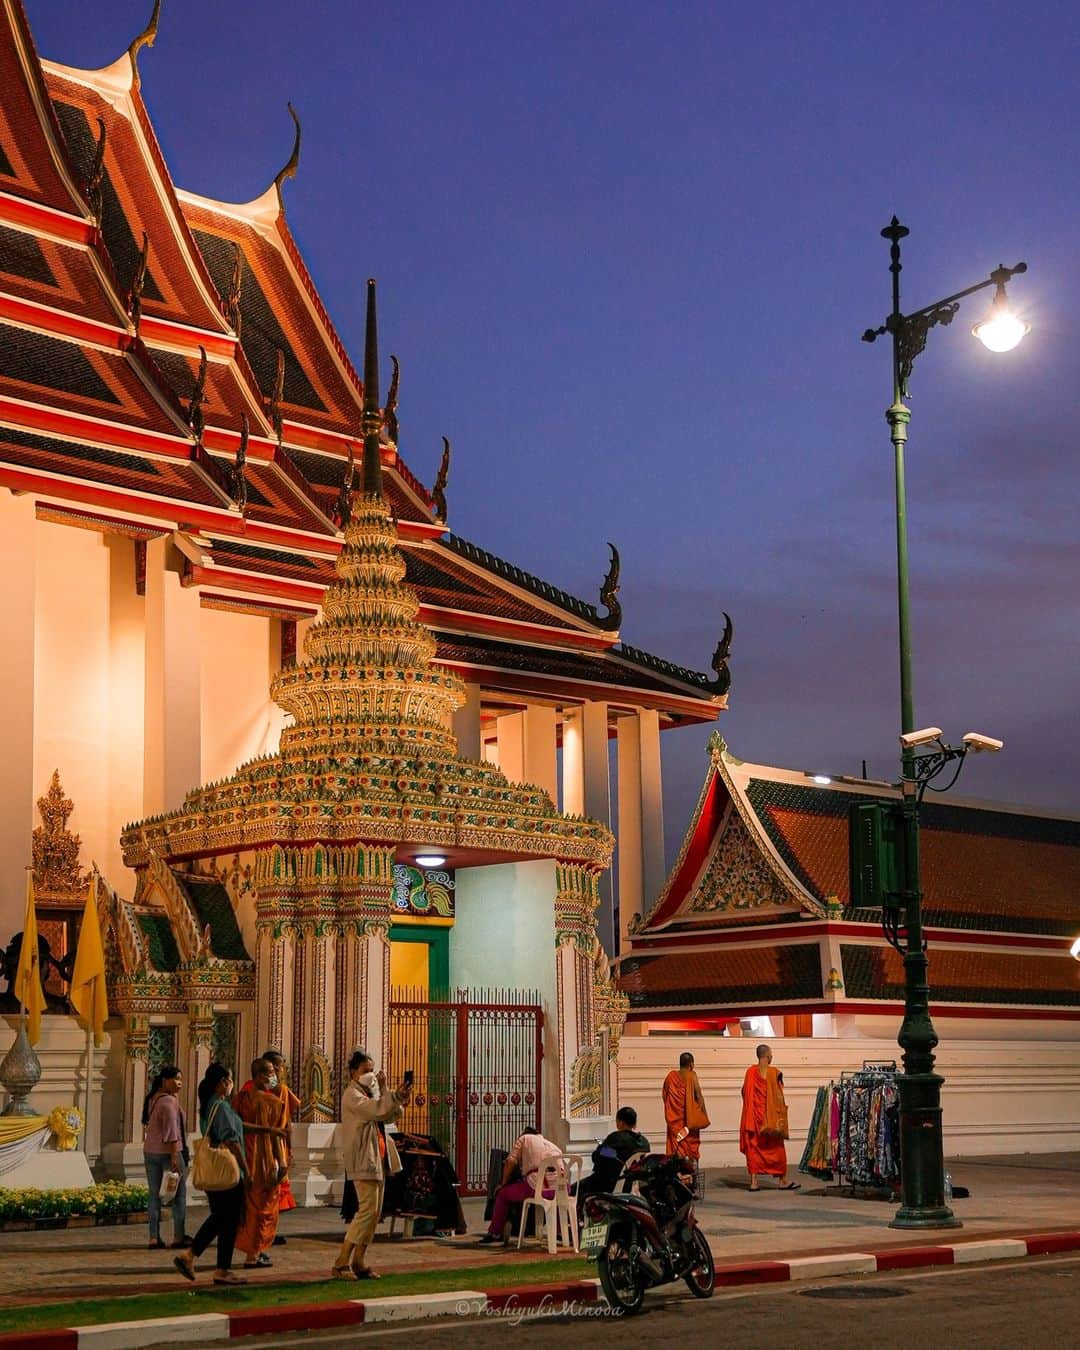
[
  {"xmin": 740, "ymin": 1044, "xmax": 799, "ymax": 1190},
  {"xmin": 662, "ymin": 1051, "xmax": 710, "ymax": 1159}
]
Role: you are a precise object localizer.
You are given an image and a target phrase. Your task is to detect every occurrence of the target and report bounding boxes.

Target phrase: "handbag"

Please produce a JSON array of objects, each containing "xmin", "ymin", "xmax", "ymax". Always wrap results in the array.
[{"xmin": 192, "ymin": 1099, "xmax": 241, "ymax": 1192}]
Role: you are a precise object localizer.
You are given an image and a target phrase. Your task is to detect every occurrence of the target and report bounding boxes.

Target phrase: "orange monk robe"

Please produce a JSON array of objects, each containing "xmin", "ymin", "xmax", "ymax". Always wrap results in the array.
[
  {"xmin": 739, "ymin": 1065, "xmax": 787, "ymax": 1177},
  {"xmin": 276, "ymin": 1083, "xmax": 301, "ymax": 1213},
  {"xmin": 233, "ymin": 1083, "xmax": 286, "ymax": 1258},
  {"xmin": 662, "ymin": 1068, "xmax": 710, "ymax": 1159}
]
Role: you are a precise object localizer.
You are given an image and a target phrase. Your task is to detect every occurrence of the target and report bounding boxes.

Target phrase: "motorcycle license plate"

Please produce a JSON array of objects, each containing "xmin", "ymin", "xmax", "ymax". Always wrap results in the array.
[{"xmin": 580, "ymin": 1221, "xmax": 608, "ymax": 1255}]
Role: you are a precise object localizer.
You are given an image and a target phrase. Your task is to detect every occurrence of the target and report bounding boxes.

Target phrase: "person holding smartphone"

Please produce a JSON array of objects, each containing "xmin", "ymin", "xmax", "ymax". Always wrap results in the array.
[{"xmin": 332, "ymin": 1050, "xmax": 412, "ymax": 1280}]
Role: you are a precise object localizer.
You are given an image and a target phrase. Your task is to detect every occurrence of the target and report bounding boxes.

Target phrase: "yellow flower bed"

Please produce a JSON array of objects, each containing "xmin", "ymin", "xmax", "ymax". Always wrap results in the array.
[{"xmin": 0, "ymin": 1181, "xmax": 149, "ymax": 1221}]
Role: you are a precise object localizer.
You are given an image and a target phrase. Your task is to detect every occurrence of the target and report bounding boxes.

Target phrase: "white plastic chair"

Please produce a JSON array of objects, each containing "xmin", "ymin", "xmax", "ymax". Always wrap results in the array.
[{"xmin": 517, "ymin": 1153, "xmax": 581, "ymax": 1254}]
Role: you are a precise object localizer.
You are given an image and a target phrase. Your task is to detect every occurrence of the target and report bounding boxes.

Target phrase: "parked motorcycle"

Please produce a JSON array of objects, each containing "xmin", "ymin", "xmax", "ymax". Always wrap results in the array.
[{"xmin": 580, "ymin": 1151, "xmax": 714, "ymax": 1314}]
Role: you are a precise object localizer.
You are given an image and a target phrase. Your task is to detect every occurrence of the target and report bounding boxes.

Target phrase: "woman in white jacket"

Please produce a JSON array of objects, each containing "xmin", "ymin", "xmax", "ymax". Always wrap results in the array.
[{"xmin": 332, "ymin": 1048, "xmax": 412, "ymax": 1279}]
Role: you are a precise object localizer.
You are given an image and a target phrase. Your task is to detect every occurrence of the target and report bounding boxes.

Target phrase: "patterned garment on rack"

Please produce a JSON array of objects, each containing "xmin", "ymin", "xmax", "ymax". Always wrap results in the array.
[{"xmin": 798, "ymin": 1085, "xmax": 834, "ymax": 1179}]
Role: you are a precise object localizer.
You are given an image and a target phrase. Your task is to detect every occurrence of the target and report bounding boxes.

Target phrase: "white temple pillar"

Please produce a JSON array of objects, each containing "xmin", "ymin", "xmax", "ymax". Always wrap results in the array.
[
  {"xmin": 582, "ymin": 701, "xmax": 614, "ymax": 952},
  {"xmin": 496, "ymin": 710, "xmax": 525, "ymax": 782},
  {"xmin": 106, "ymin": 537, "xmax": 146, "ymax": 887},
  {"xmin": 638, "ymin": 708, "xmax": 666, "ymax": 912},
  {"xmin": 452, "ymin": 681, "xmax": 482, "ymax": 759},
  {"xmin": 561, "ymin": 708, "xmax": 584, "ymax": 815},
  {"xmin": 616, "ymin": 709, "xmax": 665, "ymax": 948},
  {"xmin": 143, "ymin": 537, "xmax": 201, "ymax": 816},
  {"xmin": 0, "ymin": 493, "xmax": 36, "ymax": 942},
  {"xmin": 523, "ymin": 704, "xmax": 558, "ymax": 805},
  {"xmin": 616, "ymin": 714, "xmax": 643, "ymax": 949}
]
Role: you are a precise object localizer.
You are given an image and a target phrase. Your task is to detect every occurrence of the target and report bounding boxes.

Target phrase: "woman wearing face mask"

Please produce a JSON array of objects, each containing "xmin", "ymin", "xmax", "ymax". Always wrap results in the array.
[
  {"xmin": 332, "ymin": 1049, "xmax": 411, "ymax": 1279},
  {"xmin": 232, "ymin": 1057, "xmax": 289, "ymax": 1269},
  {"xmin": 142, "ymin": 1064, "xmax": 190, "ymax": 1250}
]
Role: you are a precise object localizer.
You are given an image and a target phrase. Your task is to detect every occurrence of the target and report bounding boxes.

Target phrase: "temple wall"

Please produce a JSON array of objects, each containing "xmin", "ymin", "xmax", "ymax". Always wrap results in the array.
[
  {"xmin": 33, "ymin": 522, "xmax": 112, "ymax": 877},
  {"xmin": 451, "ymin": 861, "xmax": 562, "ymax": 1139},
  {"xmin": 618, "ymin": 1032, "xmax": 1080, "ymax": 1167},
  {"xmin": 200, "ymin": 608, "xmax": 286, "ymax": 784}
]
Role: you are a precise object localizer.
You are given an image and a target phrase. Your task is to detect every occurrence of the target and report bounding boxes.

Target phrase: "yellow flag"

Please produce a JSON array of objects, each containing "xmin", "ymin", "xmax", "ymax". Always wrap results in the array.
[
  {"xmin": 70, "ymin": 873, "xmax": 109, "ymax": 1046},
  {"xmin": 14, "ymin": 870, "xmax": 47, "ymax": 1045}
]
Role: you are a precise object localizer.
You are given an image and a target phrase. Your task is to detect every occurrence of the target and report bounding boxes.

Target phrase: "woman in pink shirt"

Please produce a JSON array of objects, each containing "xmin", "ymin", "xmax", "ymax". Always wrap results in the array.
[
  {"xmin": 479, "ymin": 1128, "xmax": 563, "ymax": 1245},
  {"xmin": 143, "ymin": 1065, "xmax": 189, "ymax": 1249}
]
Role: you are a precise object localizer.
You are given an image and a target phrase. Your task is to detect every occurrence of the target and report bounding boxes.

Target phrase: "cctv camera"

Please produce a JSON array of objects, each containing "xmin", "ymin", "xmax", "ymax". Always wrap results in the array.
[
  {"xmin": 899, "ymin": 727, "xmax": 943, "ymax": 750},
  {"xmin": 962, "ymin": 731, "xmax": 1004, "ymax": 754}
]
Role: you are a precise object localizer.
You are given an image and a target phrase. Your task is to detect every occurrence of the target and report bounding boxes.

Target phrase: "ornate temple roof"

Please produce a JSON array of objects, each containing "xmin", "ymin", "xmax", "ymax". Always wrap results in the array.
[
  {"xmin": 617, "ymin": 735, "xmax": 1080, "ymax": 1018},
  {"xmin": 0, "ymin": 1, "xmax": 724, "ymax": 721}
]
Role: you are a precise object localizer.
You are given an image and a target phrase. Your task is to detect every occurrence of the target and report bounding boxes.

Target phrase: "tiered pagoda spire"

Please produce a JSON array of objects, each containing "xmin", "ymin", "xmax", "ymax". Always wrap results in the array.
[{"xmin": 272, "ymin": 280, "xmax": 465, "ymax": 766}]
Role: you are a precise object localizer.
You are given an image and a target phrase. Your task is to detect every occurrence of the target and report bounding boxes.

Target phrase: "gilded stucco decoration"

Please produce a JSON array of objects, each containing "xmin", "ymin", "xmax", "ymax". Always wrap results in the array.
[
  {"xmin": 687, "ymin": 810, "xmax": 790, "ymax": 914},
  {"xmin": 32, "ymin": 771, "xmax": 90, "ymax": 900}
]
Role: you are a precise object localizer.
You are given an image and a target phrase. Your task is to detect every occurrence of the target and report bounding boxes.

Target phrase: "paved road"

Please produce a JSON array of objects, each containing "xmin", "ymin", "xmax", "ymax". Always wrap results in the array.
[{"xmin": 229, "ymin": 1255, "xmax": 1080, "ymax": 1350}]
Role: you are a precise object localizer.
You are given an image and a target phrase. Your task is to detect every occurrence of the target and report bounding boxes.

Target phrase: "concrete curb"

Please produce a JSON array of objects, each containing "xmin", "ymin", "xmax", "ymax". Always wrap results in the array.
[{"xmin": 4, "ymin": 1231, "xmax": 1078, "ymax": 1347}]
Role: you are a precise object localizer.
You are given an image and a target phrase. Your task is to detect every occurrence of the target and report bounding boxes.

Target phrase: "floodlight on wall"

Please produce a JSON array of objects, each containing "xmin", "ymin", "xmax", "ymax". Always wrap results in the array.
[{"xmin": 415, "ymin": 854, "xmax": 447, "ymax": 868}]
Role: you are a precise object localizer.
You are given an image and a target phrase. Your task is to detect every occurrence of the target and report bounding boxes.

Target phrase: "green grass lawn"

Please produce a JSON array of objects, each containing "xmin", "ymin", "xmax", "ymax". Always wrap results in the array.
[{"xmin": 0, "ymin": 1255, "xmax": 594, "ymax": 1333}]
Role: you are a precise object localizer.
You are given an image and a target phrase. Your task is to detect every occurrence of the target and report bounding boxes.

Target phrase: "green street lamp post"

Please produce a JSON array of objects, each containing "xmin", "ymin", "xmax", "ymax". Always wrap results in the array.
[{"xmin": 862, "ymin": 219, "xmax": 1028, "ymax": 1229}]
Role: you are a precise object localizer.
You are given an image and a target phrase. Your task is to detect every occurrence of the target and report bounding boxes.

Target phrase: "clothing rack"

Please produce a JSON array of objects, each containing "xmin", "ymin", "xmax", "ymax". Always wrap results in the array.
[{"xmin": 799, "ymin": 1061, "xmax": 901, "ymax": 1194}]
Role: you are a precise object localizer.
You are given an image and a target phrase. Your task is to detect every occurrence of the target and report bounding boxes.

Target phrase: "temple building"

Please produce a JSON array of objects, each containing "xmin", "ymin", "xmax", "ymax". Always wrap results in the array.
[
  {"xmin": 615, "ymin": 736, "xmax": 1080, "ymax": 1164},
  {"xmin": 0, "ymin": 0, "xmax": 728, "ymax": 1187}
]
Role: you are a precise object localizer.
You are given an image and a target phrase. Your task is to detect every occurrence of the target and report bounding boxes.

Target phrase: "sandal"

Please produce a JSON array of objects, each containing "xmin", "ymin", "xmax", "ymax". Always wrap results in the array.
[
  {"xmin": 243, "ymin": 1253, "xmax": 272, "ymax": 1268},
  {"xmin": 777, "ymin": 1181, "xmax": 801, "ymax": 1190},
  {"xmin": 173, "ymin": 1255, "xmax": 195, "ymax": 1282},
  {"xmin": 213, "ymin": 1272, "xmax": 247, "ymax": 1286},
  {"xmin": 353, "ymin": 1266, "xmax": 381, "ymax": 1279},
  {"xmin": 332, "ymin": 1265, "xmax": 358, "ymax": 1280},
  {"xmin": 748, "ymin": 1185, "xmax": 761, "ymax": 1192}
]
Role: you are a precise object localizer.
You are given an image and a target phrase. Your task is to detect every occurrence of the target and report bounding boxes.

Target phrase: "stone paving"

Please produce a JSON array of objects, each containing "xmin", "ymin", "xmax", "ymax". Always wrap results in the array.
[{"xmin": 0, "ymin": 1152, "xmax": 1076, "ymax": 1309}]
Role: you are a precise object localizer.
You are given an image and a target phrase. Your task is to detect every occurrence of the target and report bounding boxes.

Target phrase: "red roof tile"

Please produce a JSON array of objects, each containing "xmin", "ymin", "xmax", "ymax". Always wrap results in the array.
[
  {"xmin": 0, "ymin": 1, "xmax": 83, "ymax": 214},
  {"xmin": 0, "ymin": 224, "xmax": 120, "ymax": 327},
  {"xmin": 44, "ymin": 73, "xmax": 227, "ymax": 333},
  {"xmin": 0, "ymin": 423, "xmax": 221, "ymax": 507},
  {"xmin": 181, "ymin": 203, "xmax": 360, "ymax": 437},
  {"xmin": 841, "ymin": 943, "xmax": 1080, "ymax": 1007},
  {"xmin": 0, "ymin": 321, "xmax": 179, "ymax": 433},
  {"xmin": 618, "ymin": 942, "xmax": 823, "ymax": 1010}
]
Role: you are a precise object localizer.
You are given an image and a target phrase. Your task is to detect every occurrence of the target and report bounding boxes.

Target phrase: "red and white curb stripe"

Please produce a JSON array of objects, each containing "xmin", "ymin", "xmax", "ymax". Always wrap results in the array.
[{"xmin": 6, "ymin": 1233, "xmax": 1079, "ymax": 1348}]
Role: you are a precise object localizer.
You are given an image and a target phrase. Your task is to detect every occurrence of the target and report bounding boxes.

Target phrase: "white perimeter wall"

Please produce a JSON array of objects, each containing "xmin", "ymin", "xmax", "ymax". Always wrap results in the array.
[
  {"xmin": 451, "ymin": 861, "xmax": 562, "ymax": 1141},
  {"xmin": 619, "ymin": 1032, "xmax": 1080, "ymax": 1166}
]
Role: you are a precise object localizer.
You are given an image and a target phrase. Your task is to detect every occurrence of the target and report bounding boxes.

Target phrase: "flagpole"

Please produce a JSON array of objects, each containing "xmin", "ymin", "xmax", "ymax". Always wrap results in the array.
[
  {"xmin": 83, "ymin": 874, "xmax": 97, "ymax": 1157},
  {"xmin": 84, "ymin": 986, "xmax": 94, "ymax": 1139}
]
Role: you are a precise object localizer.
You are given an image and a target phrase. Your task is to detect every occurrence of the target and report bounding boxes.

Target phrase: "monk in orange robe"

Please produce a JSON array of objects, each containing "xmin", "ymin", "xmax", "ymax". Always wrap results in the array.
[
  {"xmin": 233, "ymin": 1057, "xmax": 289, "ymax": 1267},
  {"xmin": 662, "ymin": 1051, "xmax": 710, "ymax": 1159},
  {"xmin": 740, "ymin": 1043, "xmax": 799, "ymax": 1190},
  {"xmin": 263, "ymin": 1050, "xmax": 300, "ymax": 1215}
]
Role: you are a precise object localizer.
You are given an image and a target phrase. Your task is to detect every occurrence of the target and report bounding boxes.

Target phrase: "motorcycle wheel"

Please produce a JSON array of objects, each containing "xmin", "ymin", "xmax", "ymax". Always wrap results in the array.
[
  {"xmin": 597, "ymin": 1228, "xmax": 647, "ymax": 1315},
  {"xmin": 683, "ymin": 1227, "xmax": 715, "ymax": 1298}
]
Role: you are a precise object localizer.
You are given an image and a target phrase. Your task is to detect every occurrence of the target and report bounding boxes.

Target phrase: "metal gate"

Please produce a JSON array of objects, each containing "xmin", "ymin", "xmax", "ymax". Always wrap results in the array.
[{"xmin": 387, "ymin": 987, "xmax": 543, "ymax": 1195}]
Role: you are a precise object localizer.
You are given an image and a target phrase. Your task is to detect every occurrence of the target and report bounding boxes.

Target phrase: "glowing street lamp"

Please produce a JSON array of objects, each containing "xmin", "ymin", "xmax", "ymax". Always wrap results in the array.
[
  {"xmin": 973, "ymin": 267, "xmax": 1031, "ymax": 352},
  {"xmin": 861, "ymin": 220, "xmax": 1029, "ymax": 1231}
]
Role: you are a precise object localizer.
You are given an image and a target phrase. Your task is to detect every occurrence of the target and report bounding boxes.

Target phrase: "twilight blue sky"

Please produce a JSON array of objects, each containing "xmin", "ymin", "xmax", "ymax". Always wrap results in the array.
[{"xmin": 29, "ymin": 0, "xmax": 1080, "ymax": 856}]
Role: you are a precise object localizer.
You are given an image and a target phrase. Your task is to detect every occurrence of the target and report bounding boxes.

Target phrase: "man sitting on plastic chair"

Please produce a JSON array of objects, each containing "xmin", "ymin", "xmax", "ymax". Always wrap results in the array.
[{"xmin": 477, "ymin": 1127, "xmax": 562, "ymax": 1246}]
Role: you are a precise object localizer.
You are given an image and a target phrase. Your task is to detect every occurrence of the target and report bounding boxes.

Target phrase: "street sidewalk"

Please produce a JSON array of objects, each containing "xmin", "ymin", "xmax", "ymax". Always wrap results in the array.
[{"xmin": 0, "ymin": 1152, "xmax": 1076, "ymax": 1330}]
